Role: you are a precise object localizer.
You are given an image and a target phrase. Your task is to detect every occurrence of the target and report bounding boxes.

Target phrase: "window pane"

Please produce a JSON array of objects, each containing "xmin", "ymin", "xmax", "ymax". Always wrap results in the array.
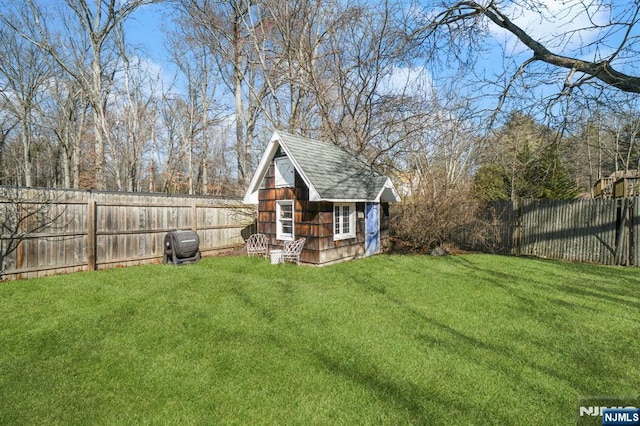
[
  {"xmin": 277, "ymin": 201, "xmax": 294, "ymax": 239},
  {"xmin": 282, "ymin": 205, "xmax": 292, "ymax": 219},
  {"xmin": 334, "ymin": 206, "xmax": 340, "ymax": 234},
  {"xmin": 342, "ymin": 206, "xmax": 350, "ymax": 233}
]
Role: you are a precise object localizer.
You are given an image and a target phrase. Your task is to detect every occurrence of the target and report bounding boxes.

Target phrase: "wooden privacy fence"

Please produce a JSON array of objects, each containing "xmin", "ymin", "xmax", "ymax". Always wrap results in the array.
[
  {"xmin": 0, "ymin": 188, "xmax": 256, "ymax": 280},
  {"xmin": 459, "ymin": 197, "xmax": 640, "ymax": 266}
]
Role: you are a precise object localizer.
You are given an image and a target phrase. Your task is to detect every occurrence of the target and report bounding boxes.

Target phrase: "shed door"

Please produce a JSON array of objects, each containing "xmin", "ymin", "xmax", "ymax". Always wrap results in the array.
[{"xmin": 365, "ymin": 203, "xmax": 380, "ymax": 256}]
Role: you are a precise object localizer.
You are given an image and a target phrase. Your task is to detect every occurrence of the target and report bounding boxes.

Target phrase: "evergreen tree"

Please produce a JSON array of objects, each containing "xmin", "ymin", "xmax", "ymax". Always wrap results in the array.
[{"xmin": 475, "ymin": 111, "xmax": 579, "ymax": 200}]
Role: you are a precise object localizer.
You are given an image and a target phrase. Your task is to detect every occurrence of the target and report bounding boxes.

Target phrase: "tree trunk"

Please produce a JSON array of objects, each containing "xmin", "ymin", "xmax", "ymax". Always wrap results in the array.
[
  {"xmin": 91, "ymin": 54, "xmax": 107, "ymax": 189},
  {"xmin": 21, "ymin": 119, "xmax": 32, "ymax": 187}
]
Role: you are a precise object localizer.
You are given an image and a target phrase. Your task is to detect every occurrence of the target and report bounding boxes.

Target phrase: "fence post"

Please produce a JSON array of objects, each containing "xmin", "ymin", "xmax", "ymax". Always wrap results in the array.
[
  {"xmin": 615, "ymin": 197, "xmax": 629, "ymax": 266},
  {"xmin": 191, "ymin": 201, "xmax": 197, "ymax": 231},
  {"xmin": 87, "ymin": 199, "xmax": 96, "ymax": 271},
  {"xmin": 513, "ymin": 199, "xmax": 522, "ymax": 256},
  {"xmin": 629, "ymin": 198, "xmax": 635, "ymax": 266}
]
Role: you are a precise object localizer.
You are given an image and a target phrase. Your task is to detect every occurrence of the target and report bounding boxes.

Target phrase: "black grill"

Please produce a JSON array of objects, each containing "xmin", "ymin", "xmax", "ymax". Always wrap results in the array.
[{"xmin": 163, "ymin": 230, "xmax": 201, "ymax": 265}]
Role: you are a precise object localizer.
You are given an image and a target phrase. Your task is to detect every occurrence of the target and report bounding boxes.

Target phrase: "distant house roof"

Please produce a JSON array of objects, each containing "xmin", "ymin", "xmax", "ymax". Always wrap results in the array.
[{"xmin": 243, "ymin": 130, "xmax": 401, "ymax": 204}]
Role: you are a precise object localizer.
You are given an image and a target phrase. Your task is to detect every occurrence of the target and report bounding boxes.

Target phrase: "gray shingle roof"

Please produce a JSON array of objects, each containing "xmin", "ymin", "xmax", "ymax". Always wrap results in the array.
[
  {"xmin": 277, "ymin": 131, "xmax": 390, "ymax": 201},
  {"xmin": 244, "ymin": 130, "xmax": 400, "ymax": 204}
]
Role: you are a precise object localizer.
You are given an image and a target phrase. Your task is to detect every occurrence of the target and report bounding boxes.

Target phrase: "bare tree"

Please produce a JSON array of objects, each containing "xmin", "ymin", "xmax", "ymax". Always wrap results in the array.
[
  {"xmin": 244, "ymin": 0, "xmax": 325, "ymax": 132},
  {"xmin": 0, "ymin": 0, "xmax": 159, "ymax": 189},
  {"xmin": 420, "ymin": 1, "xmax": 640, "ymax": 94},
  {"xmin": 299, "ymin": 0, "xmax": 424, "ymax": 164},
  {"xmin": 44, "ymin": 77, "xmax": 90, "ymax": 189},
  {"xmin": 175, "ymin": 0, "xmax": 262, "ymax": 185},
  {"xmin": 155, "ymin": 94, "xmax": 188, "ymax": 193},
  {"xmin": 103, "ymin": 22, "xmax": 160, "ymax": 192},
  {"xmin": 0, "ymin": 97, "xmax": 19, "ymax": 185},
  {"xmin": 0, "ymin": 25, "xmax": 51, "ymax": 187},
  {"xmin": 0, "ymin": 187, "xmax": 66, "ymax": 279},
  {"xmin": 167, "ymin": 22, "xmax": 227, "ymax": 195}
]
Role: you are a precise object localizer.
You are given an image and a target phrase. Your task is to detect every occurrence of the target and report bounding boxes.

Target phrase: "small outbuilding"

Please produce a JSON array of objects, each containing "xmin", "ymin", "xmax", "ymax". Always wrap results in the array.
[{"xmin": 243, "ymin": 130, "xmax": 401, "ymax": 265}]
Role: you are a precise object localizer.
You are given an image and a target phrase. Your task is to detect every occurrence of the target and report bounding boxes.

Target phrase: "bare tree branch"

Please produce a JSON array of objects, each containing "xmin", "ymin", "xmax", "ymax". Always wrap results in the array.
[{"xmin": 428, "ymin": 1, "xmax": 640, "ymax": 93}]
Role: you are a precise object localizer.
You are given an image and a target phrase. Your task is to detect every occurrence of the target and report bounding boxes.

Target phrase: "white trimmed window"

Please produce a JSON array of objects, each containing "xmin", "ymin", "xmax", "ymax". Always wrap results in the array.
[
  {"xmin": 276, "ymin": 200, "xmax": 294, "ymax": 241},
  {"xmin": 334, "ymin": 203, "xmax": 356, "ymax": 240},
  {"xmin": 274, "ymin": 157, "xmax": 295, "ymax": 187}
]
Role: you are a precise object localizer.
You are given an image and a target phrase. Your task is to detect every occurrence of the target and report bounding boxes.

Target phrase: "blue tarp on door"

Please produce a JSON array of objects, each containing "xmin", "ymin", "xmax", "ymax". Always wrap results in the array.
[{"xmin": 365, "ymin": 203, "xmax": 380, "ymax": 256}]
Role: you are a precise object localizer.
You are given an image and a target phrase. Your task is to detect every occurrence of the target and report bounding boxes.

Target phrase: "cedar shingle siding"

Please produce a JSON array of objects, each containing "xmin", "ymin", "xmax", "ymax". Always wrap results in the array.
[{"xmin": 246, "ymin": 130, "xmax": 398, "ymax": 265}]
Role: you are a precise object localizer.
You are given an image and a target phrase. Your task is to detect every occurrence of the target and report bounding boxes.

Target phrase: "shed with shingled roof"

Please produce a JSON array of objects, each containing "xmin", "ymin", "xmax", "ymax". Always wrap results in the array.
[{"xmin": 243, "ymin": 130, "xmax": 400, "ymax": 265}]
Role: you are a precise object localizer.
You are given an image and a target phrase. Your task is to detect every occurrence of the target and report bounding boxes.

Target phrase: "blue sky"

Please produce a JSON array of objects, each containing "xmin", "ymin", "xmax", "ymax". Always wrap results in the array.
[
  {"xmin": 124, "ymin": 3, "xmax": 177, "ymax": 90},
  {"xmin": 126, "ymin": 4, "xmax": 169, "ymax": 63}
]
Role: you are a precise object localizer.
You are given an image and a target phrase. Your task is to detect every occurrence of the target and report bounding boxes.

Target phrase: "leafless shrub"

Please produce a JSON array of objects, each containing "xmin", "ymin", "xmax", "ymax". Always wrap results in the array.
[
  {"xmin": 0, "ymin": 187, "xmax": 67, "ymax": 279},
  {"xmin": 390, "ymin": 172, "xmax": 480, "ymax": 252}
]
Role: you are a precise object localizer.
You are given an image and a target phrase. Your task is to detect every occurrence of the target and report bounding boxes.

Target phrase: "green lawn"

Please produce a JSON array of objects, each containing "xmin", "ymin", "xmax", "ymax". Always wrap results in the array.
[{"xmin": 1, "ymin": 254, "xmax": 638, "ymax": 425}]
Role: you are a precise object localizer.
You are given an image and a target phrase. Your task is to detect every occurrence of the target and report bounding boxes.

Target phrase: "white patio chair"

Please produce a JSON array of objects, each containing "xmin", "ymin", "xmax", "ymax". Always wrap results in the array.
[
  {"xmin": 280, "ymin": 237, "xmax": 306, "ymax": 264},
  {"xmin": 246, "ymin": 233, "xmax": 269, "ymax": 258}
]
